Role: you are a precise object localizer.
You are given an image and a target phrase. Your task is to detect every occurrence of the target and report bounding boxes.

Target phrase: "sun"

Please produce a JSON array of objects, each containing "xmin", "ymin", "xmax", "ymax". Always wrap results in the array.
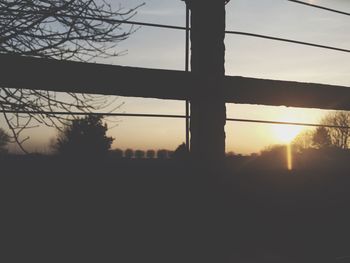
[
  {"xmin": 273, "ymin": 125, "xmax": 303, "ymax": 144},
  {"xmin": 272, "ymin": 124, "xmax": 303, "ymax": 171}
]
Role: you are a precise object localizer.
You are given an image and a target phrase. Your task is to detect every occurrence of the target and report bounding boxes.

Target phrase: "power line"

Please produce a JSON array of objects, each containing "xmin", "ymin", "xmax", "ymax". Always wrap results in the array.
[
  {"xmin": 1, "ymin": 110, "xmax": 349, "ymax": 129},
  {"xmin": 225, "ymin": 30, "xmax": 350, "ymax": 53},
  {"xmin": 226, "ymin": 117, "xmax": 350, "ymax": 129},
  {"xmin": 0, "ymin": 110, "xmax": 186, "ymax": 119},
  {"xmin": 287, "ymin": 0, "xmax": 350, "ymax": 16},
  {"xmin": 2, "ymin": 8, "xmax": 350, "ymax": 54}
]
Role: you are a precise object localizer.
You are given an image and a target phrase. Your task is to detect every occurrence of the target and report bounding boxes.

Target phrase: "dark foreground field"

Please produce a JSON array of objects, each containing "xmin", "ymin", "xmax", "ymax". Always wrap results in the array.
[{"xmin": 1, "ymin": 155, "xmax": 350, "ymax": 262}]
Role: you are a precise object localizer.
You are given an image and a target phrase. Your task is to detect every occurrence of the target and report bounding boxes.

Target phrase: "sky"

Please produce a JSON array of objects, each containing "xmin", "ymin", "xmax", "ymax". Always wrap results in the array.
[{"xmin": 3, "ymin": 0, "xmax": 350, "ymax": 154}]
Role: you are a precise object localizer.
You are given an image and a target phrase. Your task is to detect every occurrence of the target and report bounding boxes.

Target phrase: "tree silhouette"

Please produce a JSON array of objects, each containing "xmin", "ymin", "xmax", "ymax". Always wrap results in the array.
[
  {"xmin": 260, "ymin": 144, "xmax": 289, "ymax": 169},
  {"xmin": 291, "ymin": 113, "xmax": 350, "ymax": 151},
  {"xmin": 54, "ymin": 115, "xmax": 114, "ymax": 158},
  {"xmin": 0, "ymin": 128, "xmax": 10, "ymax": 154},
  {"xmin": 0, "ymin": 0, "xmax": 143, "ymax": 152},
  {"xmin": 135, "ymin": 150, "xmax": 145, "ymax": 159},
  {"xmin": 111, "ymin": 148, "xmax": 123, "ymax": 158},
  {"xmin": 124, "ymin": 149, "xmax": 134, "ymax": 159},
  {"xmin": 292, "ymin": 130, "xmax": 314, "ymax": 152},
  {"xmin": 322, "ymin": 111, "xmax": 350, "ymax": 149},
  {"xmin": 146, "ymin": 150, "xmax": 155, "ymax": 159},
  {"xmin": 173, "ymin": 143, "xmax": 189, "ymax": 160},
  {"xmin": 157, "ymin": 149, "xmax": 168, "ymax": 159},
  {"xmin": 312, "ymin": 127, "xmax": 332, "ymax": 149}
]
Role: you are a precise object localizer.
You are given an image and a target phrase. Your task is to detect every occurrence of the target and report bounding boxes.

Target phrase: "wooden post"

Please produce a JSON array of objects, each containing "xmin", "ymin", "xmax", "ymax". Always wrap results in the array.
[{"xmin": 186, "ymin": 0, "xmax": 227, "ymax": 170}]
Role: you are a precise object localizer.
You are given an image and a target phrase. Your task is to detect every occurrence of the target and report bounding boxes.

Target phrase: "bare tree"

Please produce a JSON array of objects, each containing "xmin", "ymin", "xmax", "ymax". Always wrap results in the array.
[
  {"xmin": 312, "ymin": 126, "xmax": 332, "ymax": 149},
  {"xmin": 292, "ymin": 129, "xmax": 314, "ymax": 152},
  {"xmin": 322, "ymin": 111, "xmax": 350, "ymax": 149},
  {"xmin": 0, "ymin": 0, "xmax": 143, "ymax": 152},
  {"xmin": 292, "ymin": 112, "xmax": 350, "ymax": 151}
]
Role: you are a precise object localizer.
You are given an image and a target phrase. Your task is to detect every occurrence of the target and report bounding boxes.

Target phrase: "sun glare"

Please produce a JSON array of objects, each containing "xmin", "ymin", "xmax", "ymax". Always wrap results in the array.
[
  {"xmin": 273, "ymin": 125, "xmax": 303, "ymax": 144},
  {"xmin": 272, "ymin": 124, "xmax": 304, "ymax": 171},
  {"xmin": 287, "ymin": 144, "xmax": 292, "ymax": 171}
]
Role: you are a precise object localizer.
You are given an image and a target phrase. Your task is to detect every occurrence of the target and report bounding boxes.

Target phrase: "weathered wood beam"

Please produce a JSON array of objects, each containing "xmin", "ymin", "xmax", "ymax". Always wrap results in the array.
[
  {"xmin": 1, "ymin": 54, "xmax": 350, "ymax": 110},
  {"xmin": 186, "ymin": 0, "xmax": 227, "ymax": 164},
  {"xmin": 224, "ymin": 77, "xmax": 350, "ymax": 110},
  {"xmin": 0, "ymin": 54, "xmax": 191, "ymax": 101}
]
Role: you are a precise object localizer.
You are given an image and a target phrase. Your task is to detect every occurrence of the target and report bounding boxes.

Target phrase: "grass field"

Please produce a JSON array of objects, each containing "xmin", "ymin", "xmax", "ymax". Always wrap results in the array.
[{"xmin": 1, "ymin": 155, "xmax": 350, "ymax": 262}]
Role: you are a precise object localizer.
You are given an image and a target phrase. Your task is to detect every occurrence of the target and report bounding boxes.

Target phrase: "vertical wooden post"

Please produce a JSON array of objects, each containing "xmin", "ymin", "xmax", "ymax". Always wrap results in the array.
[
  {"xmin": 185, "ymin": 5, "xmax": 190, "ymax": 152},
  {"xmin": 186, "ymin": 0, "xmax": 227, "ymax": 170}
]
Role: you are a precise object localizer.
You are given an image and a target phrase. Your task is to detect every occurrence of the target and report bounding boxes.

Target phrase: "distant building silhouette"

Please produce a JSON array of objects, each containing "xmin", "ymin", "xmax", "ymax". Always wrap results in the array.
[
  {"xmin": 135, "ymin": 150, "xmax": 145, "ymax": 159},
  {"xmin": 146, "ymin": 150, "xmax": 156, "ymax": 159},
  {"xmin": 157, "ymin": 149, "xmax": 168, "ymax": 159},
  {"xmin": 124, "ymin": 149, "xmax": 134, "ymax": 159}
]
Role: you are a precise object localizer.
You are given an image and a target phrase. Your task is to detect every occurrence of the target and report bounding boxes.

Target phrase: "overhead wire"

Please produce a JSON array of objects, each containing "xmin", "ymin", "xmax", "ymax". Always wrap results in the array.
[
  {"xmin": 287, "ymin": 0, "xmax": 350, "ymax": 16},
  {"xmin": 1, "ymin": 7, "xmax": 350, "ymax": 54},
  {"xmin": 1, "ymin": 110, "xmax": 349, "ymax": 130},
  {"xmin": 225, "ymin": 30, "xmax": 350, "ymax": 53}
]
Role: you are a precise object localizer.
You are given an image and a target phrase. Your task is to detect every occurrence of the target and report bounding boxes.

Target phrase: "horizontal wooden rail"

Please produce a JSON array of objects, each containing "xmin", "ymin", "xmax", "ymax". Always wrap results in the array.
[
  {"xmin": 225, "ymin": 77, "xmax": 350, "ymax": 110},
  {"xmin": 0, "ymin": 54, "xmax": 190, "ymax": 100},
  {"xmin": 1, "ymin": 54, "xmax": 350, "ymax": 110}
]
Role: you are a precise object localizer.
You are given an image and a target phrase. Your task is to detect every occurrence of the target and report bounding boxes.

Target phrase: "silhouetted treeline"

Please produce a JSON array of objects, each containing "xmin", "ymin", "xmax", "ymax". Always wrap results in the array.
[
  {"xmin": 109, "ymin": 148, "xmax": 172, "ymax": 159},
  {"xmin": 229, "ymin": 144, "xmax": 350, "ymax": 172},
  {"xmin": 109, "ymin": 143, "xmax": 190, "ymax": 160}
]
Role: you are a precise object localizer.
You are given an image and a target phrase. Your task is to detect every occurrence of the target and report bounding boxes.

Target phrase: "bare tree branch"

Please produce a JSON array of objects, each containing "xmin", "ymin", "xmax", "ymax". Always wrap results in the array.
[{"xmin": 0, "ymin": 0, "xmax": 144, "ymax": 152}]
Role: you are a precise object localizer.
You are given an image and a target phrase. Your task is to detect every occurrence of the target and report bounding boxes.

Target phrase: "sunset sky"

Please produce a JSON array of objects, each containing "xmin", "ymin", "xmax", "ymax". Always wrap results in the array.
[{"xmin": 2, "ymin": 0, "xmax": 350, "ymax": 154}]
